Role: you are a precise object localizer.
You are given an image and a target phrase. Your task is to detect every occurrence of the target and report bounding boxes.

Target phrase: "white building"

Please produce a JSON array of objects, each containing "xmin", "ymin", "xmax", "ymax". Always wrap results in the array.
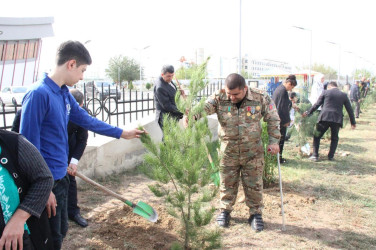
[
  {"xmin": 242, "ymin": 54, "xmax": 292, "ymax": 78},
  {"xmin": 0, "ymin": 17, "xmax": 54, "ymax": 90}
]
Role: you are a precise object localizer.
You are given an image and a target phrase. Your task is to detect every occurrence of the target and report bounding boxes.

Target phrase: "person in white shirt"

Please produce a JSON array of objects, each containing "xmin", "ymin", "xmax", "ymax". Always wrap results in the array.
[{"xmin": 309, "ymin": 74, "xmax": 325, "ymax": 110}]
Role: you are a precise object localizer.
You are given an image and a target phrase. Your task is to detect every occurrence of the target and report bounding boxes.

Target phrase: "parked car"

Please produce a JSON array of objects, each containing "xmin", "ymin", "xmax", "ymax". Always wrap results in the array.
[
  {"xmin": 0, "ymin": 86, "xmax": 28, "ymax": 106},
  {"xmin": 84, "ymin": 81, "xmax": 121, "ymax": 101}
]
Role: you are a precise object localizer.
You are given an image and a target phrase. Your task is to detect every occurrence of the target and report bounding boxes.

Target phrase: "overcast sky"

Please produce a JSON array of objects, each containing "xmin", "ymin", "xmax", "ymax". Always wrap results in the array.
[{"xmin": 2, "ymin": 0, "xmax": 375, "ymax": 79}]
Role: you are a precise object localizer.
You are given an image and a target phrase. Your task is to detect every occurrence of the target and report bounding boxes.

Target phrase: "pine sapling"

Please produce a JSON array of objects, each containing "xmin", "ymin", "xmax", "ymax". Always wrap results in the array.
[{"xmin": 139, "ymin": 58, "xmax": 221, "ymax": 250}]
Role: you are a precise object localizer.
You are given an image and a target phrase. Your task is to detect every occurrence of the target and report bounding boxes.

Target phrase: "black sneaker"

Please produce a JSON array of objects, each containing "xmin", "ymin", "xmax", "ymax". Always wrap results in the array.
[
  {"xmin": 216, "ymin": 211, "xmax": 231, "ymax": 227},
  {"xmin": 248, "ymin": 214, "xmax": 264, "ymax": 232},
  {"xmin": 328, "ymin": 157, "xmax": 334, "ymax": 161},
  {"xmin": 279, "ymin": 158, "xmax": 287, "ymax": 164}
]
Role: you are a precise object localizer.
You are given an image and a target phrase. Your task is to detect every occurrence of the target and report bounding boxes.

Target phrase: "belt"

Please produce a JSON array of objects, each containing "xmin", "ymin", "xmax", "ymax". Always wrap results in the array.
[{"xmin": 53, "ymin": 175, "xmax": 67, "ymax": 188}]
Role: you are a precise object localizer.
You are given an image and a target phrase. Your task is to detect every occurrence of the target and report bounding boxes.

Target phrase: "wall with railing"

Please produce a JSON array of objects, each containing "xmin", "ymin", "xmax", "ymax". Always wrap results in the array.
[{"xmin": 0, "ymin": 80, "xmax": 227, "ymax": 131}]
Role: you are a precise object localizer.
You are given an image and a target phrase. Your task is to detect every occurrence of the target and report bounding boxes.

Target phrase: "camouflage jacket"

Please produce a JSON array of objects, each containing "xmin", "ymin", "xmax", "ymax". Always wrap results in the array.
[{"xmin": 204, "ymin": 88, "xmax": 281, "ymax": 158}]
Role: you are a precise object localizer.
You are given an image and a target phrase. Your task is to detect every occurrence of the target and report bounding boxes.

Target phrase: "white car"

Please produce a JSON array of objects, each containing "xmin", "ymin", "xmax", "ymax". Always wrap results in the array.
[{"xmin": 0, "ymin": 86, "xmax": 28, "ymax": 106}]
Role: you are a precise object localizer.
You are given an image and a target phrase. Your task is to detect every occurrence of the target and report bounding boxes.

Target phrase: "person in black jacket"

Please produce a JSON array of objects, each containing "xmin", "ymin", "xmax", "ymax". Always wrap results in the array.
[
  {"xmin": 0, "ymin": 129, "xmax": 54, "ymax": 250},
  {"xmin": 272, "ymin": 74, "xmax": 297, "ymax": 163},
  {"xmin": 67, "ymin": 89, "xmax": 89, "ymax": 227},
  {"xmin": 350, "ymin": 81, "xmax": 361, "ymax": 118},
  {"xmin": 11, "ymin": 109, "xmax": 22, "ymax": 133},
  {"xmin": 303, "ymin": 81, "xmax": 356, "ymax": 161},
  {"xmin": 154, "ymin": 65, "xmax": 184, "ymax": 132}
]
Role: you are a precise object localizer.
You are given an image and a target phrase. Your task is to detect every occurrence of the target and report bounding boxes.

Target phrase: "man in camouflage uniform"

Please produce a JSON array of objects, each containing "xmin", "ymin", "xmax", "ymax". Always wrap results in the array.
[{"xmin": 203, "ymin": 73, "xmax": 280, "ymax": 231}]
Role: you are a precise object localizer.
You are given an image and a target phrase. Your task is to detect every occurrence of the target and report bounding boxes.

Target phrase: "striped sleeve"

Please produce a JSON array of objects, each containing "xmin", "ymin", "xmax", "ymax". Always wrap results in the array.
[{"xmin": 17, "ymin": 135, "xmax": 54, "ymax": 218}]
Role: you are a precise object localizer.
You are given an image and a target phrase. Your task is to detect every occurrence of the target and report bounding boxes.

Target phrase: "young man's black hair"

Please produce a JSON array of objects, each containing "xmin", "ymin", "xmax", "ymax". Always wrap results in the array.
[{"xmin": 56, "ymin": 41, "xmax": 92, "ymax": 66}]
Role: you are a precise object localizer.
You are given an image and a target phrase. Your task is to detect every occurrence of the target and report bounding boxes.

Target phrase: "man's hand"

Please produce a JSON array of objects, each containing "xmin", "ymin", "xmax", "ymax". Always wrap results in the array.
[
  {"xmin": 121, "ymin": 128, "xmax": 146, "ymax": 139},
  {"xmin": 0, "ymin": 209, "xmax": 30, "ymax": 250},
  {"xmin": 67, "ymin": 163, "xmax": 78, "ymax": 176},
  {"xmin": 267, "ymin": 144, "xmax": 280, "ymax": 155},
  {"xmin": 183, "ymin": 115, "xmax": 189, "ymax": 128},
  {"xmin": 292, "ymin": 103, "xmax": 300, "ymax": 111},
  {"xmin": 46, "ymin": 192, "xmax": 57, "ymax": 218},
  {"xmin": 302, "ymin": 111, "xmax": 308, "ymax": 118}
]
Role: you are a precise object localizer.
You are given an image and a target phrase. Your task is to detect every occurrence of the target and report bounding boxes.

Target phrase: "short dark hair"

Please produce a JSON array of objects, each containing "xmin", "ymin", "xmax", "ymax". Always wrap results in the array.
[
  {"xmin": 285, "ymin": 74, "xmax": 297, "ymax": 86},
  {"xmin": 225, "ymin": 73, "xmax": 245, "ymax": 90},
  {"xmin": 289, "ymin": 92, "xmax": 297, "ymax": 99},
  {"xmin": 70, "ymin": 89, "xmax": 84, "ymax": 105},
  {"xmin": 56, "ymin": 41, "xmax": 92, "ymax": 66},
  {"xmin": 161, "ymin": 65, "xmax": 174, "ymax": 74},
  {"xmin": 328, "ymin": 81, "xmax": 338, "ymax": 87}
]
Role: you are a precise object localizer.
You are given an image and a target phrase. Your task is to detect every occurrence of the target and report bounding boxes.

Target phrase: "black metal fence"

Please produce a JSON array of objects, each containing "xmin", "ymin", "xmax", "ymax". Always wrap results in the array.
[{"xmin": 0, "ymin": 80, "xmax": 227, "ymax": 131}]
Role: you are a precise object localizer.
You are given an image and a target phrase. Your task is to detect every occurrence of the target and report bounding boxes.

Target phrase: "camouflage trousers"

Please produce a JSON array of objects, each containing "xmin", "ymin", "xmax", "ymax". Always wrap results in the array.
[{"xmin": 219, "ymin": 154, "xmax": 264, "ymax": 215}]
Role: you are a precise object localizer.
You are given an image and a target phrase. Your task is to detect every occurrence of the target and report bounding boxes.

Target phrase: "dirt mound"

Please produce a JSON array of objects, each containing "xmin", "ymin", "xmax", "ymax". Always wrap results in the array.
[{"xmin": 88, "ymin": 204, "xmax": 180, "ymax": 249}]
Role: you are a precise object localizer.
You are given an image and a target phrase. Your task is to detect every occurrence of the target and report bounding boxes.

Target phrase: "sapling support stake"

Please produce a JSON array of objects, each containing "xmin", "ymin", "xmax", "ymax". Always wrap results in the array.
[{"xmin": 277, "ymin": 153, "xmax": 286, "ymax": 231}]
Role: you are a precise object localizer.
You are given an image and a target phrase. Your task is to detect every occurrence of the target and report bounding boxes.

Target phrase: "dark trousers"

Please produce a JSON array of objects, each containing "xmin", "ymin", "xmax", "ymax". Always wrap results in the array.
[
  {"xmin": 157, "ymin": 113, "xmax": 181, "ymax": 141},
  {"xmin": 351, "ymin": 100, "xmax": 360, "ymax": 118},
  {"xmin": 279, "ymin": 125, "xmax": 287, "ymax": 158},
  {"xmin": 23, "ymin": 231, "xmax": 35, "ymax": 250},
  {"xmin": 49, "ymin": 175, "xmax": 70, "ymax": 250},
  {"xmin": 313, "ymin": 121, "xmax": 341, "ymax": 159},
  {"xmin": 68, "ymin": 174, "xmax": 80, "ymax": 217},
  {"xmin": 157, "ymin": 114, "xmax": 164, "ymax": 141}
]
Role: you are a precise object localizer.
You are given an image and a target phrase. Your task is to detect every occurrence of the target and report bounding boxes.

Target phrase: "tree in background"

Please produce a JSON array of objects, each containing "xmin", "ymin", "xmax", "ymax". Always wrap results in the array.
[
  {"xmin": 311, "ymin": 63, "xmax": 337, "ymax": 80},
  {"xmin": 300, "ymin": 63, "xmax": 375, "ymax": 83},
  {"xmin": 354, "ymin": 68, "xmax": 373, "ymax": 81},
  {"xmin": 105, "ymin": 55, "xmax": 141, "ymax": 84},
  {"xmin": 175, "ymin": 64, "xmax": 208, "ymax": 80},
  {"xmin": 298, "ymin": 63, "xmax": 337, "ymax": 80},
  {"xmin": 139, "ymin": 58, "xmax": 221, "ymax": 250},
  {"xmin": 240, "ymin": 69, "xmax": 251, "ymax": 79},
  {"xmin": 145, "ymin": 82, "xmax": 152, "ymax": 90}
]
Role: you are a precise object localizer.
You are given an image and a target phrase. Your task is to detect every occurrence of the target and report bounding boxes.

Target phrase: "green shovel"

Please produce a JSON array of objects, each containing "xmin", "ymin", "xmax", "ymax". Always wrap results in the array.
[
  {"xmin": 204, "ymin": 143, "xmax": 220, "ymax": 187},
  {"xmin": 75, "ymin": 172, "xmax": 158, "ymax": 223}
]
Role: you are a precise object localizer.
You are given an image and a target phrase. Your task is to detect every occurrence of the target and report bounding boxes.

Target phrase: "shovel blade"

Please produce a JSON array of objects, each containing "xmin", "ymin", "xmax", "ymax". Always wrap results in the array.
[
  {"xmin": 133, "ymin": 201, "xmax": 158, "ymax": 223},
  {"xmin": 211, "ymin": 172, "xmax": 220, "ymax": 187}
]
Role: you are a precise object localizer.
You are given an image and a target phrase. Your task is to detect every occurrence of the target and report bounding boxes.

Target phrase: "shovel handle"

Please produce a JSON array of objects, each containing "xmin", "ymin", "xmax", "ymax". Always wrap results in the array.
[
  {"xmin": 174, "ymin": 77, "xmax": 187, "ymax": 99},
  {"xmin": 75, "ymin": 172, "xmax": 131, "ymax": 205}
]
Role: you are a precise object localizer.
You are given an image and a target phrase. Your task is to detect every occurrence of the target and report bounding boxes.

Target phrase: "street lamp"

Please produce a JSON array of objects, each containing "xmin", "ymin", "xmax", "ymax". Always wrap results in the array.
[
  {"xmin": 344, "ymin": 50, "xmax": 356, "ymax": 82},
  {"xmin": 327, "ymin": 41, "xmax": 341, "ymax": 84},
  {"xmin": 135, "ymin": 45, "xmax": 151, "ymax": 82},
  {"xmin": 238, "ymin": 0, "xmax": 242, "ymax": 74},
  {"xmin": 292, "ymin": 26, "xmax": 312, "ymax": 86}
]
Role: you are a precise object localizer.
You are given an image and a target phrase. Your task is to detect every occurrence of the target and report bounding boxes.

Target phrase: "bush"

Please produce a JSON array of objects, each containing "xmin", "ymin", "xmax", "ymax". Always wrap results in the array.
[{"xmin": 145, "ymin": 82, "xmax": 152, "ymax": 90}]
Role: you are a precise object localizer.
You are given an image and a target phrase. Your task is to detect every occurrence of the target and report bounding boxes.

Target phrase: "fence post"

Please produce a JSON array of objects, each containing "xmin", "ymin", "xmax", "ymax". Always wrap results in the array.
[
  {"xmin": 135, "ymin": 90, "xmax": 138, "ymax": 121},
  {"xmin": 122, "ymin": 87, "xmax": 125, "ymax": 126},
  {"xmin": 129, "ymin": 89, "xmax": 132, "ymax": 123},
  {"xmin": 141, "ymin": 91, "xmax": 144, "ymax": 118}
]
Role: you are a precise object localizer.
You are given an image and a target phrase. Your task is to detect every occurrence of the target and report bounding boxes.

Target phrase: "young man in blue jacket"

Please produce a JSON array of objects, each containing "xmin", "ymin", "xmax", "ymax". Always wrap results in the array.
[{"xmin": 20, "ymin": 41, "xmax": 145, "ymax": 250}]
